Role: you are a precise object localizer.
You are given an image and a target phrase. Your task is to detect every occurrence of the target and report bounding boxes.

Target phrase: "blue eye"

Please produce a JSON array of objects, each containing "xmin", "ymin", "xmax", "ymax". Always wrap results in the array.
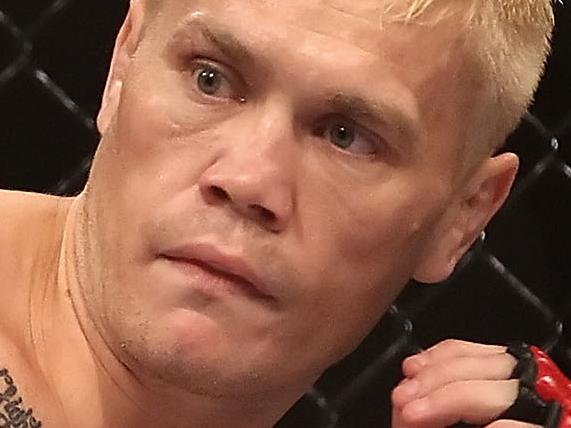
[
  {"xmin": 329, "ymin": 123, "xmax": 356, "ymax": 149},
  {"xmin": 192, "ymin": 63, "xmax": 237, "ymax": 100},
  {"xmin": 321, "ymin": 119, "xmax": 379, "ymax": 155},
  {"xmin": 196, "ymin": 66, "xmax": 224, "ymax": 95}
]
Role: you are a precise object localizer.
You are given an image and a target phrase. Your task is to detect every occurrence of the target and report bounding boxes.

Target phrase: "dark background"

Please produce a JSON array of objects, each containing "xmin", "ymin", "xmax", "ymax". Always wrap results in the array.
[{"xmin": 0, "ymin": 2, "xmax": 570, "ymax": 427}]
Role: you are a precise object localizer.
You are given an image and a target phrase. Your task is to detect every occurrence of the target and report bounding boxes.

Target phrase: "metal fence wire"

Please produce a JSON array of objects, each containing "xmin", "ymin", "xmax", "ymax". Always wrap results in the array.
[{"xmin": 0, "ymin": 1, "xmax": 570, "ymax": 427}]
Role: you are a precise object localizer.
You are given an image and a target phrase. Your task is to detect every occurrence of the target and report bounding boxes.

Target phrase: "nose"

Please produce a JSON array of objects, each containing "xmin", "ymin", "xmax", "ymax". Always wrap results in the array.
[{"xmin": 198, "ymin": 126, "xmax": 295, "ymax": 233}]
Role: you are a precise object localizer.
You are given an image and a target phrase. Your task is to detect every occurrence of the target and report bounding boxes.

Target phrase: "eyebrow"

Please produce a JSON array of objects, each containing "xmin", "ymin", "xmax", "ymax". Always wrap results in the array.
[
  {"xmin": 327, "ymin": 94, "xmax": 419, "ymax": 147},
  {"xmin": 197, "ymin": 22, "xmax": 258, "ymax": 67},
  {"xmin": 176, "ymin": 19, "xmax": 419, "ymax": 148}
]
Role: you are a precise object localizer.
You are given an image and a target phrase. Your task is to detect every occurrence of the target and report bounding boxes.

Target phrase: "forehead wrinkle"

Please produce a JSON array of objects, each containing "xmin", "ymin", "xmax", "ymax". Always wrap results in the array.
[
  {"xmin": 322, "ymin": 0, "xmax": 382, "ymax": 24},
  {"xmin": 281, "ymin": 0, "xmax": 385, "ymax": 55},
  {"xmin": 160, "ymin": 1, "xmax": 440, "ymax": 137}
]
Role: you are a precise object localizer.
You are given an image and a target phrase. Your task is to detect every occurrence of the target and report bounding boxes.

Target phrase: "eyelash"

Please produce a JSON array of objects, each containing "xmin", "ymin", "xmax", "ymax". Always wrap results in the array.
[
  {"xmin": 183, "ymin": 57, "xmax": 386, "ymax": 158},
  {"xmin": 188, "ymin": 58, "xmax": 242, "ymax": 101},
  {"xmin": 315, "ymin": 117, "xmax": 385, "ymax": 158}
]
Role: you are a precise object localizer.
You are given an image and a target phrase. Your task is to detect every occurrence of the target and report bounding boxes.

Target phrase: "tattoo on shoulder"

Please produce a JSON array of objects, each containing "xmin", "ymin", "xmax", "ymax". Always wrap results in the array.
[{"xmin": 0, "ymin": 367, "xmax": 42, "ymax": 427}]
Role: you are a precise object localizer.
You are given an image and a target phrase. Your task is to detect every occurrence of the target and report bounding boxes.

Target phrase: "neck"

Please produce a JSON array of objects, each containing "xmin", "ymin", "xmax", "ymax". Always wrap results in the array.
[{"xmin": 32, "ymin": 194, "xmax": 299, "ymax": 428}]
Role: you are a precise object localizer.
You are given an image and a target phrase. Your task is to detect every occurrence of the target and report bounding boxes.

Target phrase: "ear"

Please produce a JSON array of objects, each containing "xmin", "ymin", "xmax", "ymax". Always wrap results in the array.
[
  {"xmin": 97, "ymin": 0, "xmax": 146, "ymax": 135},
  {"xmin": 413, "ymin": 152, "xmax": 519, "ymax": 283}
]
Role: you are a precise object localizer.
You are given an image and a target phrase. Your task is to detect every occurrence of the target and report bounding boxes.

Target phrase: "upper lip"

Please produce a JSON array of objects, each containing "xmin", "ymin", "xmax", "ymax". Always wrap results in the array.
[{"xmin": 160, "ymin": 243, "xmax": 274, "ymax": 300}]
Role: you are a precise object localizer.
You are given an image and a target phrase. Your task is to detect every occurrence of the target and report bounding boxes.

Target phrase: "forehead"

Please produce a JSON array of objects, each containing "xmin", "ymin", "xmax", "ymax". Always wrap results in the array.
[
  {"xmin": 154, "ymin": 0, "xmax": 467, "ymax": 91},
  {"xmin": 150, "ymin": 0, "xmax": 476, "ymax": 166},
  {"xmin": 155, "ymin": 0, "xmax": 460, "ymax": 54}
]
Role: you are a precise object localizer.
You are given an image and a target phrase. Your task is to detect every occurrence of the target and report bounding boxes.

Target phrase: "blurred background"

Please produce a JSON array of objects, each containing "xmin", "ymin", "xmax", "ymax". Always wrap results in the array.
[{"xmin": 0, "ymin": 1, "xmax": 569, "ymax": 426}]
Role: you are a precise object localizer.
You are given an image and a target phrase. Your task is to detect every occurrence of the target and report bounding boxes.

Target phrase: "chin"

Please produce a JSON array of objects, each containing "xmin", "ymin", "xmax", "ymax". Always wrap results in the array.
[
  {"xmin": 137, "ymin": 348, "xmax": 282, "ymax": 398},
  {"xmin": 112, "ymin": 309, "xmax": 266, "ymax": 396}
]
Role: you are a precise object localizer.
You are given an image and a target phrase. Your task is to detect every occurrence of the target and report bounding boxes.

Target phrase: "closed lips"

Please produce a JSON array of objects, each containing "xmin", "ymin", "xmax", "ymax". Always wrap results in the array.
[{"xmin": 160, "ymin": 243, "xmax": 275, "ymax": 301}]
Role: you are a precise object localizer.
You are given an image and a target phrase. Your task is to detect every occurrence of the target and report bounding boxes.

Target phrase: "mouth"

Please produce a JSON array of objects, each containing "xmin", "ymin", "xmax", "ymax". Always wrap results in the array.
[{"xmin": 159, "ymin": 243, "xmax": 275, "ymax": 302}]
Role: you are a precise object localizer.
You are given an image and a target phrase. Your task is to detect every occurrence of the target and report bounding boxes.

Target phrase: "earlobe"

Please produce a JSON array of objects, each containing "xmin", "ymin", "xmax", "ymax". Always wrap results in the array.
[
  {"xmin": 412, "ymin": 221, "xmax": 465, "ymax": 284},
  {"xmin": 413, "ymin": 153, "xmax": 519, "ymax": 284},
  {"xmin": 97, "ymin": 0, "xmax": 146, "ymax": 134}
]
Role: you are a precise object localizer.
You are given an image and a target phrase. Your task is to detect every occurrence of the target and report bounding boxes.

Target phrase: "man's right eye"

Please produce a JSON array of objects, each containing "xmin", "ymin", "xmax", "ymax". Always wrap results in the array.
[{"xmin": 192, "ymin": 62, "xmax": 235, "ymax": 100}]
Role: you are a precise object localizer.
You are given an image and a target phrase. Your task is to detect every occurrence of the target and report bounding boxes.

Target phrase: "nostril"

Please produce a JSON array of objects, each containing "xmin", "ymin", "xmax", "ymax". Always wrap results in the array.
[
  {"xmin": 202, "ymin": 184, "xmax": 280, "ymax": 227},
  {"xmin": 209, "ymin": 185, "xmax": 230, "ymax": 202},
  {"xmin": 250, "ymin": 204, "xmax": 277, "ymax": 225}
]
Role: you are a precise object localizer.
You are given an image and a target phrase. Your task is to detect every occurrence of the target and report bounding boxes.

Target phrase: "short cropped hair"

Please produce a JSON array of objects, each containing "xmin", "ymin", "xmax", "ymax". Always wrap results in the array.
[
  {"xmin": 381, "ymin": 1, "xmax": 554, "ymax": 160},
  {"xmin": 142, "ymin": 0, "xmax": 555, "ymax": 161}
]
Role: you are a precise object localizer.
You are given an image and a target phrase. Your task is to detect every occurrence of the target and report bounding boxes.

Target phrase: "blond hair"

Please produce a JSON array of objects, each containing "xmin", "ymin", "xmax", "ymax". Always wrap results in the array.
[
  {"xmin": 382, "ymin": 1, "xmax": 555, "ymax": 158},
  {"xmin": 142, "ymin": 0, "xmax": 555, "ymax": 158}
]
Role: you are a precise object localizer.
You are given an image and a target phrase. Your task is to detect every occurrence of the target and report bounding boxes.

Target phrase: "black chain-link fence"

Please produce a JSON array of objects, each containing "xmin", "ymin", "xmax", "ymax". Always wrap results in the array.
[{"xmin": 0, "ymin": 1, "xmax": 570, "ymax": 427}]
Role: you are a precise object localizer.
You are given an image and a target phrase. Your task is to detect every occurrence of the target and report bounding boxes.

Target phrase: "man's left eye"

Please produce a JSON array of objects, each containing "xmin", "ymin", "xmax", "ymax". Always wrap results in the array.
[
  {"xmin": 193, "ymin": 63, "xmax": 235, "ymax": 100},
  {"xmin": 320, "ymin": 119, "xmax": 381, "ymax": 156}
]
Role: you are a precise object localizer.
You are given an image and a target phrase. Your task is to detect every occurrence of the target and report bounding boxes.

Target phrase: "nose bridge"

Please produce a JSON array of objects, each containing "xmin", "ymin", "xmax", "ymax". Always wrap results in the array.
[
  {"xmin": 198, "ymin": 101, "xmax": 298, "ymax": 232},
  {"xmin": 250, "ymin": 98, "xmax": 297, "ymax": 160},
  {"xmin": 231, "ymin": 99, "xmax": 298, "ymax": 183}
]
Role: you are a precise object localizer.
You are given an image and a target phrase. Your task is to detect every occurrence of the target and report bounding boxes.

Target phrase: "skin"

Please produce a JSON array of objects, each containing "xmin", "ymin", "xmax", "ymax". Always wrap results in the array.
[
  {"xmin": 392, "ymin": 340, "xmax": 541, "ymax": 428},
  {"xmin": 0, "ymin": 0, "xmax": 541, "ymax": 426}
]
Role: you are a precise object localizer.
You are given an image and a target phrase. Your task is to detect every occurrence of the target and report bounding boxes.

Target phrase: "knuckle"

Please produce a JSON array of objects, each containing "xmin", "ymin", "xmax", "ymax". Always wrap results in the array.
[
  {"xmin": 402, "ymin": 356, "xmax": 418, "ymax": 372},
  {"xmin": 438, "ymin": 339, "xmax": 464, "ymax": 353},
  {"xmin": 441, "ymin": 338, "xmax": 461, "ymax": 348}
]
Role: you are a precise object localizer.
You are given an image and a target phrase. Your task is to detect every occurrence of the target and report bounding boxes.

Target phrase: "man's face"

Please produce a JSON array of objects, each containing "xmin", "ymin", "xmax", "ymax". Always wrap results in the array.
[{"xmin": 84, "ymin": 0, "xmax": 478, "ymax": 397}]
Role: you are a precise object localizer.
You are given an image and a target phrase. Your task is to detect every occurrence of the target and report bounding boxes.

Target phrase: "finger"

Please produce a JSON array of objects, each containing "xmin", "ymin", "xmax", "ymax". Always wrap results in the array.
[
  {"xmin": 394, "ymin": 353, "xmax": 517, "ymax": 408},
  {"xmin": 393, "ymin": 378, "xmax": 416, "ymax": 410},
  {"xmin": 391, "ymin": 403, "xmax": 408, "ymax": 428},
  {"xmin": 486, "ymin": 420, "xmax": 542, "ymax": 428},
  {"xmin": 404, "ymin": 339, "xmax": 507, "ymax": 377},
  {"xmin": 399, "ymin": 379, "xmax": 518, "ymax": 427}
]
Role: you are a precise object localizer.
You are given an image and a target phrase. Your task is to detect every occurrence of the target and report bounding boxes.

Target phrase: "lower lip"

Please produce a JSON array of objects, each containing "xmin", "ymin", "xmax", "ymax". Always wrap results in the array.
[{"xmin": 161, "ymin": 256, "xmax": 265, "ymax": 300}]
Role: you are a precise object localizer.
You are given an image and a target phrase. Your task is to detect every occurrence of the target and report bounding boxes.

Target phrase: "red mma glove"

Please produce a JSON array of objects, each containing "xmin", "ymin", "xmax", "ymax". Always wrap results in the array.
[{"xmin": 500, "ymin": 342, "xmax": 571, "ymax": 428}]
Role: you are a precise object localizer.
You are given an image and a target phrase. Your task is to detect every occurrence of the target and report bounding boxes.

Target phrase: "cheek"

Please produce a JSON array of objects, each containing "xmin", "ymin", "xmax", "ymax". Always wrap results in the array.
[
  {"xmin": 106, "ymin": 59, "xmax": 239, "ymax": 180},
  {"xmin": 295, "ymin": 173, "xmax": 446, "ymax": 313},
  {"xmin": 305, "ymin": 177, "xmax": 441, "ymax": 273},
  {"xmin": 111, "ymin": 74, "xmax": 212, "ymax": 173},
  {"xmin": 283, "ymin": 177, "xmax": 448, "ymax": 360},
  {"xmin": 91, "ymin": 71, "xmax": 225, "ymax": 236}
]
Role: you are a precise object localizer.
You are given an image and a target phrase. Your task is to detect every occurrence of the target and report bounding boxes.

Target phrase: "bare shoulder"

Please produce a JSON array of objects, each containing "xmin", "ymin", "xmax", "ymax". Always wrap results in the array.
[
  {"xmin": 0, "ymin": 191, "xmax": 69, "ymax": 426},
  {"xmin": 0, "ymin": 188, "xmax": 73, "ymax": 268},
  {"xmin": 0, "ymin": 188, "xmax": 68, "ymax": 216},
  {"xmin": 0, "ymin": 190, "xmax": 72, "ymax": 327},
  {"xmin": 0, "ymin": 189, "xmax": 72, "ymax": 240}
]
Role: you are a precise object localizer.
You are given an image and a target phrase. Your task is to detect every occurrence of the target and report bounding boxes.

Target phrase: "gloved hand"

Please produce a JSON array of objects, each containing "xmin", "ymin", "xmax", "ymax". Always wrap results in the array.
[
  {"xmin": 391, "ymin": 340, "xmax": 570, "ymax": 428},
  {"xmin": 499, "ymin": 342, "xmax": 570, "ymax": 428}
]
